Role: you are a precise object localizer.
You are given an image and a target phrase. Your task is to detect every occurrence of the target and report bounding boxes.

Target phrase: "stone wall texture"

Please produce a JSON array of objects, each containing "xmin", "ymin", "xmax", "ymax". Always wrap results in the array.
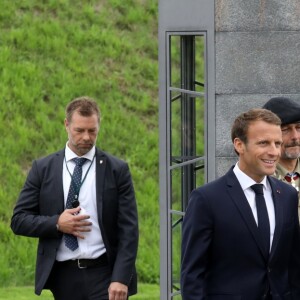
[{"xmin": 215, "ymin": 0, "xmax": 300, "ymax": 176}]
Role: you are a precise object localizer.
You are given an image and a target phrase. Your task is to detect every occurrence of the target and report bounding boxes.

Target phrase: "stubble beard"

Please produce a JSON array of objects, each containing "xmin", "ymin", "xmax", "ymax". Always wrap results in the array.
[
  {"xmin": 281, "ymin": 149, "xmax": 300, "ymax": 160},
  {"xmin": 68, "ymin": 140, "xmax": 94, "ymax": 156}
]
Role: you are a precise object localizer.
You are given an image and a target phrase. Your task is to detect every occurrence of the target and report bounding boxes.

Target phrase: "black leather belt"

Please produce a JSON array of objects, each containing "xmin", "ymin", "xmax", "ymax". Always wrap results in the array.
[{"xmin": 56, "ymin": 253, "xmax": 108, "ymax": 269}]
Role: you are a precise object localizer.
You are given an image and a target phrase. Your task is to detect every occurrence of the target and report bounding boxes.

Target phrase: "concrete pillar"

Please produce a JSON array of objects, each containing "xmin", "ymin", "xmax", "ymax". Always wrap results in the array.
[{"xmin": 215, "ymin": 0, "xmax": 300, "ymax": 176}]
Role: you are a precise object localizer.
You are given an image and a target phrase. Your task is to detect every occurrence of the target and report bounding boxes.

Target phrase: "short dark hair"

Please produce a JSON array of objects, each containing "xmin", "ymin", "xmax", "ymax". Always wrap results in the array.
[
  {"xmin": 65, "ymin": 96, "xmax": 100, "ymax": 124},
  {"xmin": 231, "ymin": 108, "xmax": 281, "ymax": 145}
]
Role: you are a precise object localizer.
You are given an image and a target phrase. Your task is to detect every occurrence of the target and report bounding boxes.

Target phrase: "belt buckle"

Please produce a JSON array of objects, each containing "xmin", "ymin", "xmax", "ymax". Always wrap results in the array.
[{"xmin": 77, "ymin": 259, "xmax": 87, "ymax": 269}]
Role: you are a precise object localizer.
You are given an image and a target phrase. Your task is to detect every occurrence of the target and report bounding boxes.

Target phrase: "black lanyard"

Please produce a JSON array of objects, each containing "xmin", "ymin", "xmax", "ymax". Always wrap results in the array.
[{"xmin": 65, "ymin": 155, "xmax": 95, "ymax": 201}]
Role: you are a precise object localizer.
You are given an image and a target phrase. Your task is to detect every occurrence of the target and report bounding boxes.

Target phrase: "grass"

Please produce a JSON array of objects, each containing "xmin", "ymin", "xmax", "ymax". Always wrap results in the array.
[
  {"xmin": 0, "ymin": 0, "xmax": 159, "ymax": 288},
  {"xmin": 0, "ymin": 284, "xmax": 160, "ymax": 300}
]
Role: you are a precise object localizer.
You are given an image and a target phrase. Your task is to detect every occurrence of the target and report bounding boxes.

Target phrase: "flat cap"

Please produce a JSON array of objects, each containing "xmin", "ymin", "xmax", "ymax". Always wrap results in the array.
[{"xmin": 263, "ymin": 97, "xmax": 300, "ymax": 125}]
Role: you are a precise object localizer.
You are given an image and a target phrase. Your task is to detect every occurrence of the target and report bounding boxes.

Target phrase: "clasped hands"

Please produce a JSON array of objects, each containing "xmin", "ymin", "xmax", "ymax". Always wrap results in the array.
[{"xmin": 57, "ymin": 207, "xmax": 92, "ymax": 239}]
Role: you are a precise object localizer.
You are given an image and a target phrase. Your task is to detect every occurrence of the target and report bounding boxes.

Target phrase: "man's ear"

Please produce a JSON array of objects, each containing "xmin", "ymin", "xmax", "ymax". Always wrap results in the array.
[
  {"xmin": 233, "ymin": 138, "xmax": 244, "ymax": 155},
  {"xmin": 64, "ymin": 118, "xmax": 69, "ymax": 132}
]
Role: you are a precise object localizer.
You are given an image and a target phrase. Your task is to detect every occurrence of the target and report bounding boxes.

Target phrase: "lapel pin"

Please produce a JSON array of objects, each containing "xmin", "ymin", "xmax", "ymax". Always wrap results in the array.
[
  {"xmin": 100, "ymin": 160, "xmax": 103, "ymax": 164},
  {"xmin": 276, "ymin": 189, "xmax": 280, "ymax": 194}
]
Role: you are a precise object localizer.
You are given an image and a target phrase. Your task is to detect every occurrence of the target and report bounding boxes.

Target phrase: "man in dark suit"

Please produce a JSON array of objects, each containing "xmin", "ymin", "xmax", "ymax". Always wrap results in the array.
[
  {"xmin": 181, "ymin": 108, "xmax": 300, "ymax": 299},
  {"xmin": 11, "ymin": 96, "xmax": 138, "ymax": 300}
]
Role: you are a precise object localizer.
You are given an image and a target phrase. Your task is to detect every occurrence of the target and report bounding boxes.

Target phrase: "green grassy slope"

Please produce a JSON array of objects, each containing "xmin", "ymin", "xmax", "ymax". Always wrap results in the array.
[{"xmin": 0, "ymin": 0, "xmax": 159, "ymax": 286}]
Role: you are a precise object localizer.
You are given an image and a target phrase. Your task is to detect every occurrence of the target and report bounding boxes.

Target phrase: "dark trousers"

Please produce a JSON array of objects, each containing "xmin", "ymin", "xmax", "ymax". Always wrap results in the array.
[
  {"xmin": 266, "ymin": 289, "xmax": 272, "ymax": 300},
  {"xmin": 47, "ymin": 255, "xmax": 111, "ymax": 300}
]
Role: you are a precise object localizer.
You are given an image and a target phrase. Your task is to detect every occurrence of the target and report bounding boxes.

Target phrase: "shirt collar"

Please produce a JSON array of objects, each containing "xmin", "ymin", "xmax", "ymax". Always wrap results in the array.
[
  {"xmin": 276, "ymin": 158, "xmax": 300, "ymax": 176},
  {"xmin": 65, "ymin": 142, "xmax": 96, "ymax": 162},
  {"xmin": 233, "ymin": 162, "xmax": 268, "ymax": 191}
]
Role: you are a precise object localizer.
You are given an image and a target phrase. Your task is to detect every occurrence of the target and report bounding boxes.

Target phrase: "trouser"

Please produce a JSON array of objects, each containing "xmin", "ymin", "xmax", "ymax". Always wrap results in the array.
[{"xmin": 47, "ymin": 254, "xmax": 112, "ymax": 300}]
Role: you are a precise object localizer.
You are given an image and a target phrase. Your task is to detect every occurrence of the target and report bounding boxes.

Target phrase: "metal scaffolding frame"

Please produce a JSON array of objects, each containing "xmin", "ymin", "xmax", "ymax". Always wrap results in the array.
[{"xmin": 159, "ymin": 1, "xmax": 215, "ymax": 299}]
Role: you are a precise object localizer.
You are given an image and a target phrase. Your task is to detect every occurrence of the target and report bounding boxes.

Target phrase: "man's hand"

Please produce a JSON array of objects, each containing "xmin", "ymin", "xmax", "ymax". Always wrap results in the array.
[
  {"xmin": 57, "ymin": 207, "xmax": 92, "ymax": 239},
  {"xmin": 108, "ymin": 282, "xmax": 128, "ymax": 300}
]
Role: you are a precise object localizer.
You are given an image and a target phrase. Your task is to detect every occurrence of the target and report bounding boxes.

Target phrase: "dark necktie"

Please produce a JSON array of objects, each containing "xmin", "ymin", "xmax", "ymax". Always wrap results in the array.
[
  {"xmin": 250, "ymin": 184, "xmax": 270, "ymax": 257},
  {"xmin": 64, "ymin": 157, "xmax": 87, "ymax": 251}
]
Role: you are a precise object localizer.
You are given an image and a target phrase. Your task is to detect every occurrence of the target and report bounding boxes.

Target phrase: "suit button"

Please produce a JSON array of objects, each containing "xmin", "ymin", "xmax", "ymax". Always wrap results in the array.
[{"xmin": 268, "ymin": 267, "xmax": 271, "ymax": 273}]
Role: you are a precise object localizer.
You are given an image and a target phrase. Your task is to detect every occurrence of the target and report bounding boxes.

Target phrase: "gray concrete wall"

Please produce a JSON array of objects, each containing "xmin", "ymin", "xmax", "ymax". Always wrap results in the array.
[{"xmin": 215, "ymin": 0, "xmax": 300, "ymax": 177}]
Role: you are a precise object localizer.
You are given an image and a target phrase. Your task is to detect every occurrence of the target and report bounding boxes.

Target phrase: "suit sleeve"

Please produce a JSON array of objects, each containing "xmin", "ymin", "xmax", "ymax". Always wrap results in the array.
[
  {"xmin": 110, "ymin": 162, "xmax": 138, "ymax": 286},
  {"xmin": 289, "ymin": 189, "xmax": 300, "ymax": 295},
  {"xmin": 181, "ymin": 188, "xmax": 213, "ymax": 300},
  {"xmin": 10, "ymin": 160, "xmax": 60, "ymax": 238}
]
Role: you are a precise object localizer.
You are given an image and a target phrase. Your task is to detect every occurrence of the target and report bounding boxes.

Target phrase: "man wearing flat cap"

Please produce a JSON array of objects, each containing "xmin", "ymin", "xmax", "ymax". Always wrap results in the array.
[{"xmin": 263, "ymin": 97, "xmax": 300, "ymax": 215}]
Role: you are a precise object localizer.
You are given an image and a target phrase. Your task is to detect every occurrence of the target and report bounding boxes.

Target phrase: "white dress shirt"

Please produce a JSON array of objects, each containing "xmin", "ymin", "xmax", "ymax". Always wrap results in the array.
[
  {"xmin": 233, "ymin": 163, "xmax": 275, "ymax": 252},
  {"xmin": 56, "ymin": 143, "xmax": 106, "ymax": 261}
]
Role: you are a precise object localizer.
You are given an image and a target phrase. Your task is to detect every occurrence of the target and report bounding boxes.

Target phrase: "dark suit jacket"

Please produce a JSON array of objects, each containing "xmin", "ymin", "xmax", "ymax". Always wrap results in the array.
[
  {"xmin": 11, "ymin": 148, "xmax": 138, "ymax": 296},
  {"xmin": 181, "ymin": 167, "xmax": 300, "ymax": 300}
]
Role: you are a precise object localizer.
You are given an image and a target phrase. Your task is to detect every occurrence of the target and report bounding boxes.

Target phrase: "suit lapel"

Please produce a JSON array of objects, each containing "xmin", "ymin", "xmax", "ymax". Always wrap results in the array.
[
  {"xmin": 95, "ymin": 149, "xmax": 107, "ymax": 222},
  {"xmin": 226, "ymin": 168, "xmax": 269, "ymax": 261},
  {"xmin": 54, "ymin": 150, "xmax": 65, "ymax": 212},
  {"xmin": 268, "ymin": 177, "xmax": 283, "ymax": 259}
]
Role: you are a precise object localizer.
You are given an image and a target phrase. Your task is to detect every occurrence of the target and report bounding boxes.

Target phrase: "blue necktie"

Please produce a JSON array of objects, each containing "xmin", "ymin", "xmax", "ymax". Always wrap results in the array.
[
  {"xmin": 251, "ymin": 184, "xmax": 270, "ymax": 257},
  {"xmin": 64, "ymin": 157, "xmax": 87, "ymax": 251}
]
